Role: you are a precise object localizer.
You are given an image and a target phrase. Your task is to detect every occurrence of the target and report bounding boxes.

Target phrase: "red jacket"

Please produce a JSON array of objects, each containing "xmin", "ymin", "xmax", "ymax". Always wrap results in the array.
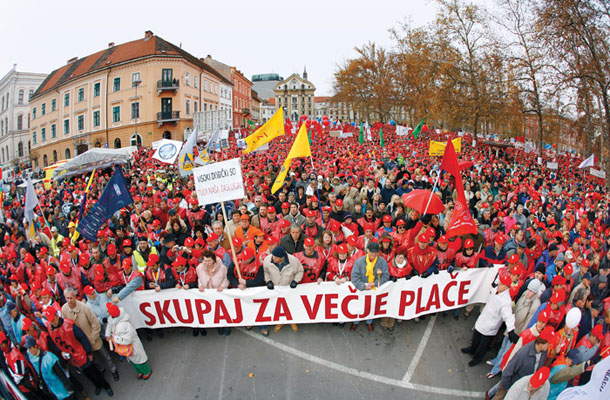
[
  {"xmin": 326, "ymin": 256, "xmax": 356, "ymax": 281},
  {"xmin": 295, "ymin": 251, "xmax": 326, "ymax": 283},
  {"xmin": 436, "ymin": 247, "xmax": 456, "ymax": 270},
  {"xmin": 407, "ymin": 245, "xmax": 438, "ymax": 275},
  {"xmin": 47, "ymin": 319, "xmax": 88, "ymax": 368},
  {"xmin": 171, "ymin": 266, "xmax": 197, "ymax": 286}
]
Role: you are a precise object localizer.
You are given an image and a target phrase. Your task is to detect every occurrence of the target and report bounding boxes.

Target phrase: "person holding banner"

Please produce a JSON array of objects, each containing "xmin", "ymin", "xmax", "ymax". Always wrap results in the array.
[
  {"xmin": 196, "ymin": 250, "xmax": 230, "ymax": 335},
  {"xmin": 263, "ymin": 246, "xmax": 303, "ymax": 332},
  {"xmin": 350, "ymin": 242, "xmax": 389, "ymax": 332}
]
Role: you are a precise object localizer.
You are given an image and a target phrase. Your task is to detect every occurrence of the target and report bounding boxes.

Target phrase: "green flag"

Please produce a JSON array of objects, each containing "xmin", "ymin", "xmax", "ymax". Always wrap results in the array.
[
  {"xmin": 379, "ymin": 127, "xmax": 385, "ymax": 148},
  {"xmin": 359, "ymin": 122, "xmax": 364, "ymax": 145},
  {"xmin": 412, "ymin": 118, "xmax": 425, "ymax": 139},
  {"xmin": 248, "ymin": 120, "xmax": 255, "ymax": 129}
]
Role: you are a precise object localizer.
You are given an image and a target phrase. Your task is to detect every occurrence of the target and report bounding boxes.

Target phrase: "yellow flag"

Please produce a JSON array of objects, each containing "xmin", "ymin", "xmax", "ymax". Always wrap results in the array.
[
  {"xmin": 243, "ymin": 107, "xmax": 285, "ymax": 153},
  {"xmin": 271, "ymin": 124, "xmax": 311, "ymax": 193}
]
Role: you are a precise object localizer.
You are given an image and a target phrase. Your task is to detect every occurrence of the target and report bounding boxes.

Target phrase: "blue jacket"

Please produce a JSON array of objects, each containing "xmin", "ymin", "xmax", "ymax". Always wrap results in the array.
[{"xmin": 28, "ymin": 350, "xmax": 73, "ymax": 400}]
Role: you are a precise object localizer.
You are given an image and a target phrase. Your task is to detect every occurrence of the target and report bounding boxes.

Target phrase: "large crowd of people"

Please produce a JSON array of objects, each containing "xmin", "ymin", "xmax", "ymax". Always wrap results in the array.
[{"xmin": 0, "ymin": 124, "xmax": 608, "ymax": 399}]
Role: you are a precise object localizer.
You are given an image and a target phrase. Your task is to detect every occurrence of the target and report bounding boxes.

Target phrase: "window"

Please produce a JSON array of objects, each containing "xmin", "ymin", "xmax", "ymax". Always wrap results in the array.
[
  {"xmin": 130, "ymin": 133, "xmax": 142, "ymax": 146},
  {"xmin": 41, "ymin": 127, "xmax": 46, "ymax": 142},
  {"xmin": 112, "ymin": 106, "xmax": 120, "ymax": 122},
  {"xmin": 41, "ymin": 103, "xmax": 46, "ymax": 115},
  {"xmin": 51, "ymin": 99, "xmax": 56, "ymax": 111},
  {"xmin": 64, "ymin": 93, "xmax": 69, "ymax": 106},
  {"xmin": 186, "ymin": 100, "xmax": 190, "ymax": 115},
  {"xmin": 131, "ymin": 102, "xmax": 139, "ymax": 119},
  {"xmin": 113, "ymin": 78, "xmax": 120, "ymax": 92},
  {"xmin": 186, "ymin": 72, "xmax": 191, "ymax": 86},
  {"xmin": 132, "ymin": 72, "xmax": 141, "ymax": 87},
  {"xmin": 17, "ymin": 115, "xmax": 22, "ymax": 130},
  {"xmin": 29, "ymin": 89, "xmax": 34, "ymax": 101},
  {"xmin": 32, "ymin": 131, "xmax": 36, "ymax": 144},
  {"xmin": 204, "ymin": 103, "xmax": 207, "ymax": 112},
  {"xmin": 65, "ymin": 148, "xmax": 71, "ymax": 159},
  {"xmin": 204, "ymin": 80, "xmax": 207, "ymax": 91},
  {"xmin": 32, "ymin": 107, "xmax": 36, "ymax": 120},
  {"xmin": 194, "ymin": 76, "xmax": 198, "ymax": 88},
  {"xmin": 0, "ymin": 120, "xmax": 3, "ymax": 135},
  {"xmin": 53, "ymin": 150, "xmax": 57, "ymax": 163},
  {"xmin": 78, "ymin": 115, "xmax": 84, "ymax": 131},
  {"xmin": 93, "ymin": 110, "xmax": 100, "ymax": 127},
  {"xmin": 18, "ymin": 142, "xmax": 23, "ymax": 158},
  {"xmin": 114, "ymin": 138, "xmax": 121, "ymax": 148},
  {"xmin": 278, "ymin": 97, "xmax": 281, "ymax": 106},
  {"xmin": 43, "ymin": 154, "xmax": 48, "ymax": 167},
  {"xmin": 18, "ymin": 90, "xmax": 24, "ymax": 104},
  {"xmin": 94, "ymin": 82, "xmax": 100, "ymax": 97},
  {"xmin": 51, "ymin": 124, "xmax": 56, "ymax": 138},
  {"xmin": 78, "ymin": 88, "xmax": 84, "ymax": 102},
  {"xmin": 64, "ymin": 119, "xmax": 69, "ymax": 134},
  {"xmin": 194, "ymin": 101, "xmax": 198, "ymax": 112}
]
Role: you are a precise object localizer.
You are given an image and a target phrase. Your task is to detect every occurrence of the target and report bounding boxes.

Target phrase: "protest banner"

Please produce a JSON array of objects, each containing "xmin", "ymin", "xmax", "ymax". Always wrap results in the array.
[
  {"xmin": 119, "ymin": 267, "xmax": 498, "ymax": 329},
  {"xmin": 192, "ymin": 158, "xmax": 245, "ymax": 206},
  {"xmin": 591, "ymin": 168, "xmax": 606, "ymax": 179},
  {"xmin": 429, "ymin": 138, "xmax": 462, "ymax": 156},
  {"xmin": 546, "ymin": 162, "xmax": 558, "ymax": 170}
]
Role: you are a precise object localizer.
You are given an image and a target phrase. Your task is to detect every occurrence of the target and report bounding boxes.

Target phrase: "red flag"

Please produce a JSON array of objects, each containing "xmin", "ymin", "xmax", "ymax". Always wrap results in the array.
[{"xmin": 440, "ymin": 140, "xmax": 478, "ymax": 237}]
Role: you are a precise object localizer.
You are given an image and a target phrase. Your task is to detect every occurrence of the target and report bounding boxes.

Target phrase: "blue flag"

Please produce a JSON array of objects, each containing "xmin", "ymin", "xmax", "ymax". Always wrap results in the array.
[{"xmin": 77, "ymin": 168, "xmax": 133, "ymax": 242}]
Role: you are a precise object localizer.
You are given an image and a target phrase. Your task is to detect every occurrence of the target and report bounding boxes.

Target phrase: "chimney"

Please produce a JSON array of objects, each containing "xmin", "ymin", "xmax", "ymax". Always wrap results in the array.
[
  {"xmin": 67, "ymin": 57, "xmax": 78, "ymax": 64},
  {"xmin": 108, "ymin": 42, "xmax": 115, "ymax": 47},
  {"xmin": 144, "ymin": 30, "xmax": 153, "ymax": 39}
]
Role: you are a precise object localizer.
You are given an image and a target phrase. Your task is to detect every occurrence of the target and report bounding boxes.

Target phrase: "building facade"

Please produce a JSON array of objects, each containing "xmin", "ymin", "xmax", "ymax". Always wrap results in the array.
[
  {"xmin": 251, "ymin": 90, "xmax": 261, "ymax": 124},
  {"xmin": 252, "ymin": 73, "xmax": 283, "ymax": 100},
  {"xmin": 523, "ymin": 112, "xmax": 584, "ymax": 154},
  {"xmin": 261, "ymin": 98, "xmax": 276, "ymax": 124},
  {"xmin": 232, "ymin": 69, "xmax": 253, "ymax": 129},
  {"xmin": 0, "ymin": 66, "xmax": 47, "ymax": 174},
  {"xmin": 202, "ymin": 56, "xmax": 233, "ymax": 129},
  {"xmin": 29, "ymin": 31, "xmax": 229, "ymax": 169},
  {"xmin": 274, "ymin": 69, "xmax": 316, "ymax": 121}
]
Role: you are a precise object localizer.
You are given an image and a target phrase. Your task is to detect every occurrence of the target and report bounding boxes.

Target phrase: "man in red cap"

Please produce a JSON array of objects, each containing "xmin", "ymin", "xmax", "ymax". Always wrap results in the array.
[
  {"xmin": 0, "ymin": 330, "xmax": 41, "ymax": 396},
  {"xmin": 228, "ymin": 247, "xmax": 268, "ymax": 336},
  {"xmin": 357, "ymin": 208, "xmax": 380, "ymax": 232},
  {"xmin": 462, "ymin": 273, "xmax": 517, "ymax": 367},
  {"xmin": 294, "ymin": 237, "xmax": 326, "ymax": 283},
  {"xmin": 357, "ymin": 222, "xmax": 378, "ymax": 251},
  {"xmin": 109, "ymin": 258, "xmax": 144, "ymax": 304},
  {"xmin": 301, "ymin": 210, "xmax": 322, "ymax": 241},
  {"xmin": 503, "ymin": 366, "xmax": 550, "ymax": 399},
  {"xmin": 483, "ymin": 217, "xmax": 504, "ymax": 248},
  {"xmin": 480, "ymin": 235, "xmax": 507, "ymax": 268},
  {"xmin": 56, "ymin": 260, "xmax": 90, "ymax": 301},
  {"xmin": 574, "ymin": 324, "xmax": 603, "ymax": 364},
  {"xmin": 144, "ymin": 253, "xmax": 175, "ymax": 292},
  {"xmin": 376, "ymin": 215, "xmax": 395, "ymax": 238},
  {"xmin": 407, "ymin": 233, "xmax": 438, "ymax": 278},
  {"xmin": 44, "ymin": 307, "xmax": 114, "ymax": 396}
]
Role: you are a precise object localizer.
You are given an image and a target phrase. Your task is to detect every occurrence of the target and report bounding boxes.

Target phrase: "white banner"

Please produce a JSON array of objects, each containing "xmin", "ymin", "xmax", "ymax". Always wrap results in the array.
[
  {"xmin": 193, "ymin": 158, "xmax": 245, "ymax": 206},
  {"xmin": 557, "ymin": 355, "xmax": 610, "ymax": 400},
  {"xmin": 120, "ymin": 268, "xmax": 498, "ymax": 329},
  {"xmin": 396, "ymin": 126, "xmax": 409, "ymax": 136},
  {"xmin": 591, "ymin": 168, "xmax": 606, "ymax": 179},
  {"xmin": 152, "ymin": 139, "xmax": 183, "ymax": 164},
  {"xmin": 546, "ymin": 162, "xmax": 558, "ymax": 170}
]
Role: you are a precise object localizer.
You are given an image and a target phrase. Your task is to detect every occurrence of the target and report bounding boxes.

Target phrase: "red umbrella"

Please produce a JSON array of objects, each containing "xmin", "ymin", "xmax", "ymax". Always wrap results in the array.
[{"xmin": 401, "ymin": 189, "xmax": 444, "ymax": 215}]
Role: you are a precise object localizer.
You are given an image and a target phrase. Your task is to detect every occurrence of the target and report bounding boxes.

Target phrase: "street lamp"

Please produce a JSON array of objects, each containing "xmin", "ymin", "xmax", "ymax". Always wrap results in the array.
[{"xmin": 133, "ymin": 80, "xmax": 141, "ymax": 147}]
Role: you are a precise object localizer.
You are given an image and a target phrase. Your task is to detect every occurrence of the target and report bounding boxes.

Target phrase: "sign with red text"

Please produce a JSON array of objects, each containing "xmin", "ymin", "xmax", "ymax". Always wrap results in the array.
[
  {"xmin": 119, "ymin": 267, "xmax": 498, "ymax": 329},
  {"xmin": 193, "ymin": 158, "xmax": 245, "ymax": 206}
]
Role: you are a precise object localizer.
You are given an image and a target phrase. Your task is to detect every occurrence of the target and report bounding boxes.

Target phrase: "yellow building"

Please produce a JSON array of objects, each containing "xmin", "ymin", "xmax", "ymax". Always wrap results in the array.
[
  {"xmin": 29, "ymin": 30, "xmax": 230, "ymax": 168},
  {"xmin": 273, "ymin": 68, "xmax": 315, "ymax": 121}
]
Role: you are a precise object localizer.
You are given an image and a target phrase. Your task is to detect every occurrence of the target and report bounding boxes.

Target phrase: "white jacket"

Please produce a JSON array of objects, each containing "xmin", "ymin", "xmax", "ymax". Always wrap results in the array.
[
  {"xmin": 475, "ymin": 289, "xmax": 515, "ymax": 336},
  {"xmin": 105, "ymin": 307, "xmax": 148, "ymax": 364}
]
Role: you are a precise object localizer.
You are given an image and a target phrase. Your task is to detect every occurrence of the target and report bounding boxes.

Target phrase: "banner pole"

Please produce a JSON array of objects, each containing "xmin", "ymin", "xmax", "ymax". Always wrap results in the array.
[
  {"xmin": 308, "ymin": 156, "xmax": 325, "ymax": 225},
  {"xmin": 220, "ymin": 200, "xmax": 243, "ymax": 280}
]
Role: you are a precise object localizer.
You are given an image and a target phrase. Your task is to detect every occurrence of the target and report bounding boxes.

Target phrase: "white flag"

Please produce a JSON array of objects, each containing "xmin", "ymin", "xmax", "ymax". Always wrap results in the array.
[
  {"xmin": 152, "ymin": 139, "xmax": 183, "ymax": 164},
  {"xmin": 578, "ymin": 154, "xmax": 595, "ymax": 169},
  {"xmin": 177, "ymin": 128, "xmax": 199, "ymax": 176},
  {"xmin": 24, "ymin": 177, "xmax": 39, "ymax": 224}
]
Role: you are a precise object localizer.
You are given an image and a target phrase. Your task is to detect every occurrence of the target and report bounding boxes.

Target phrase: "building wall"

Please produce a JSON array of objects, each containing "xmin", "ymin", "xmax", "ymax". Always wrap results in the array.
[
  {"xmin": 232, "ymin": 69, "xmax": 252, "ymax": 129},
  {"xmin": 30, "ymin": 57, "xmax": 211, "ymax": 169},
  {"xmin": 274, "ymin": 74, "xmax": 315, "ymax": 121},
  {"xmin": 218, "ymin": 82, "xmax": 233, "ymax": 128},
  {"xmin": 0, "ymin": 68, "xmax": 47, "ymax": 172}
]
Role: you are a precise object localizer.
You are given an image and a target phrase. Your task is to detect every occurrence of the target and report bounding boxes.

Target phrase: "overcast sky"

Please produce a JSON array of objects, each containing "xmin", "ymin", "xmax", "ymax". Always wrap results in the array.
[{"xmin": 1, "ymin": 0, "xmax": 441, "ymax": 96}]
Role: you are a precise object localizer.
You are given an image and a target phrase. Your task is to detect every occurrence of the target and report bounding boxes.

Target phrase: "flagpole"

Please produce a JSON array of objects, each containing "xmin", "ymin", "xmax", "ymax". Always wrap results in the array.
[{"xmin": 220, "ymin": 201, "xmax": 243, "ymax": 280}]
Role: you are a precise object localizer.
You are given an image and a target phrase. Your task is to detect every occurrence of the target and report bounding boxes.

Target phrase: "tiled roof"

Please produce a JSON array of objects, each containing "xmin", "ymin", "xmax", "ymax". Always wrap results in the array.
[
  {"xmin": 314, "ymin": 96, "xmax": 330, "ymax": 102},
  {"xmin": 33, "ymin": 34, "xmax": 230, "ymax": 99}
]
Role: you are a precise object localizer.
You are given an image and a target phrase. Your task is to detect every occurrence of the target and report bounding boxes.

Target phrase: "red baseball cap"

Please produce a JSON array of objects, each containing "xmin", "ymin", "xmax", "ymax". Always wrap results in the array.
[
  {"xmin": 438, "ymin": 235, "xmax": 449, "ymax": 244},
  {"xmin": 281, "ymin": 202, "xmax": 290, "ymax": 209},
  {"xmin": 83, "ymin": 285, "xmax": 95, "ymax": 296},
  {"xmin": 335, "ymin": 199, "xmax": 343, "ymax": 207},
  {"xmin": 591, "ymin": 324, "xmax": 604, "ymax": 341},
  {"xmin": 207, "ymin": 232, "xmax": 219, "ymax": 242},
  {"xmin": 464, "ymin": 239, "xmax": 474, "ymax": 248},
  {"xmin": 508, "ymin": 254, "xmax": 519, "ymax": 264},
  {"xmin": 147, "ymin": 254, "xmax": 160, "ymax": 266},
  {"xmin": 538, "ymin": 309, "xmax": 550, "ymax": 323},
  {"xmin": 529, "ymin": 367, "xmax": 550, "ymax": 389},
  {"xmin": 336, "ymin": 243, "xmax": 348, "ymax": 254},
  {"xmin": 549, "ymin": 290, "xmax": 566, "ymax": 304},
  {"xmin": 43, "ymin": 307, "xmax": 57, "ymax": 321},
  {"xmin": 239, "ymin": 247, "xmax": 255, "ymax": 261},
  {"xmin": 494, "ymin": 235, "xmax": 506, "ymax": 245},
  {"xmin": 304, "ymin": 237, "xmax": 315, "ymax": 247},
  {"xmin": 499, "ymin": 274, "xmax": 512, "ymax": 286},
  {"xmin": 267, "ymin": 206, "xmax": 276, "ymax": 213},
  {"xmin": 383, "ymin": 215, "xmax": 392, "ymax": 223}
]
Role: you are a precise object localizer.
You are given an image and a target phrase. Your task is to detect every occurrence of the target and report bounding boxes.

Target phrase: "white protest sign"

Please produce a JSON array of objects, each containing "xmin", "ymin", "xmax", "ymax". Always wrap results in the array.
[
  {"xmin": 590, "ymin": 168, "xmax": 606, "ymax": 179},
  {"xmin": 546, "ymin": 162, "xmax": 558, "ymax": 170},
  {"xmin": 193, "ymin": 158, "xmax": 245, "ymax": 206},
  {"xmin": 152, "ymin": 139, "xmax": 183, "ymax": 164}
]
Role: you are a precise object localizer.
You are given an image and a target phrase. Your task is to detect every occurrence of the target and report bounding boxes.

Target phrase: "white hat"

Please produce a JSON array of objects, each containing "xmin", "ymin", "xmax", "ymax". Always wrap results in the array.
[{"xmin": 527, "ymin": 279, "xmax": 542, "ymax": 294}]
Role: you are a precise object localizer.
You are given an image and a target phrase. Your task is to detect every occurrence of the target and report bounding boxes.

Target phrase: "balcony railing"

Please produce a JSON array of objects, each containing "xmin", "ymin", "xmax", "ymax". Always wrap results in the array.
[
  {"xmin": 157, "ymin": 111, "xmax": 180, "ymax": 127},
  {"xmin": 242, "ymin": 108, "xmax": 250, "ymax": 115},
  {"xmin": 157, "ymin": 79, "xmax": 179, "ymax": 95}
]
